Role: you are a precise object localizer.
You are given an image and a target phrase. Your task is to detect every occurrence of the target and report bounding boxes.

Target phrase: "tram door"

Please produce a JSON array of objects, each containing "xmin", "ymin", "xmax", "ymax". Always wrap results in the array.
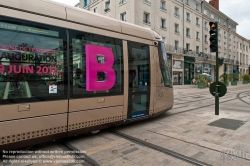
[{"xmin": 127, "ymin": 42, "xmax": 150, "ymax": 119}]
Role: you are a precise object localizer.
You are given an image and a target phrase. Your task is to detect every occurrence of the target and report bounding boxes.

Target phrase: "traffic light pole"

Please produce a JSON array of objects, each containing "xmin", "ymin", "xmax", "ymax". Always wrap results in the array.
[{"xmin": 215, "ymin": 22, "xmax": 219, "ymax": 115}]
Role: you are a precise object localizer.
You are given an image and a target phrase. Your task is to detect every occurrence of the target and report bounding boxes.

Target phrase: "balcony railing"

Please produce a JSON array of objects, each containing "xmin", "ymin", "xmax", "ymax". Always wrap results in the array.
[
  {"xmin": 186, "ymin": 19, "xmax": 191, "ymax": 22},
  {"xmin": 175, "ymin": 30, "xmax": 180, "ymax": 34},
  {"xmin": 174, "ymin": 13, "xmax": 180, "ymax": 17},
  {"xmin": 144, "ymin": 0, "xmax": 151, "ymax": 5},
  {"xmin": 161, "ymin": 26, "xmax": 167, "ymax": 30},
  {"xmin": 119, "ymin": 0, "xmax": 126, "ymax": 5},
  {"xmin": 160, "ymin": 7, "xmax": 167, "ymax": 11},
  {"xmin": 196, "ymin": 23, "xmax": 200, "ymax": 26},
  {"xmin": 165, "ymin": 44, "xmax": 184, "ymax": 55},
  {"xmin": 143, "ymin": 20, "xmax": 151, "ymax": 24},
  {"xmin": 104, "ymin": 8, "xmax": 110, "ymax": 12},
  {"xmin": 186, "ymin": 34, "xmax": 190, "ymax": 38}
]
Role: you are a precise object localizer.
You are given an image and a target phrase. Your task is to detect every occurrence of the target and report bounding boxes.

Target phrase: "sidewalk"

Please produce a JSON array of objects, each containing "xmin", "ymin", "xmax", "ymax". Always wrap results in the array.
[{"xmin": 173, "ymin": 81, "xmax": 249, "ymax": 90}]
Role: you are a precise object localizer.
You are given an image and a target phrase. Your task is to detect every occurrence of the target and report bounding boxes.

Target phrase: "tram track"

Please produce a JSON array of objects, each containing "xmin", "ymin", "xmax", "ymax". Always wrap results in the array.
[
  {"xmin": 59, "ymin": 143, "xmax": 100, "ymax": 166},
  {"xmin": 104, "ymin": 90, "xmax": 250, "ymax": 166},
  {"xmin": 170, "ymin": 91, "xmax": 249, "ymax": 116},
  {"xmin": 110, "ymin": 130, "xmax": 211, "ymax": 166}
]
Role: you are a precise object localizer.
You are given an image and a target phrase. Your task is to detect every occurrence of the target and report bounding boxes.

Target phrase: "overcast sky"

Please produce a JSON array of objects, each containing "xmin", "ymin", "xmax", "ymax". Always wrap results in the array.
[{"xmin": 51, "ymin": 0, "xmax": 250, "ymax": 40}]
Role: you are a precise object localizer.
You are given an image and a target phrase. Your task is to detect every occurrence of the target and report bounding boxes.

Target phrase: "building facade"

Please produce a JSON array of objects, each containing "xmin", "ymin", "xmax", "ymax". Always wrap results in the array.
[{"xmin": 78, "ymin": 0, "xmax": 250, "ymax": 84}]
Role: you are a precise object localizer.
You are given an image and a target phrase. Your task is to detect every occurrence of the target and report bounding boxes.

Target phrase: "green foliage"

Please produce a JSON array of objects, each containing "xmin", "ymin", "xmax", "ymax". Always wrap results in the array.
[
  {"xmin": 228, "ymin": 73, "xmax": 239, "ymax": 81},
  {"xmin": 241, "ymin": 74, "xmax": 250, "ymax": 81},
  {"xmin": 194, "ymin": 74, "xmax": 209, "ymax": 84},
  {"xmin": 220, "ymin": 73, "xmax": 229, "ymax": 83}
]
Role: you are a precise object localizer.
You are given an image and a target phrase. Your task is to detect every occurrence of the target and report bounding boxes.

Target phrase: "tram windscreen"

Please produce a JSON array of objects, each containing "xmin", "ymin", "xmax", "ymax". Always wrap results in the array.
[{"xmin": 158, "ymin": 42, "xmax": 172, "ymax": 87}]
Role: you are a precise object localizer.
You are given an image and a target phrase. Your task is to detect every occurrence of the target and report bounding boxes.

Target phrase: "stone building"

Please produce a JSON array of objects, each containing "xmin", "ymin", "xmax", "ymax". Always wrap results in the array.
[{"xmin": 78, "ymin": 0, "xmax": 250, "ymax": 84}]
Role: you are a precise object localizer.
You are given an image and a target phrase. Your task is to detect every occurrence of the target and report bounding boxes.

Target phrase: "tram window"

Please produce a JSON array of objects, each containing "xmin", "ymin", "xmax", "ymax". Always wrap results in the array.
[
  {"xmin": 158, "ymin": 42, "xmax": 172, "ymax": 87},
  {"xmin": 69, "ymin": 30, "xmax": 124, "ymax": 98},
  {"xmin": 0, "ymin": 16, "xmax": 67, "ymax": 104}
]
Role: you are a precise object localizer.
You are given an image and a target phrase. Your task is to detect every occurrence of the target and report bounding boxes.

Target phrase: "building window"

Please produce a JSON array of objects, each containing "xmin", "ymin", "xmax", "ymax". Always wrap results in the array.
[
  {"xmin": 186, "ymin": 28, "xmax": 190, "ymax": 37},
  {"xmin": 196, "ymin": 17, "xmax": 199, "ymax": 26},
  {"xmin": 120, "ymin": 12, "xmax": 126, "ymax": 21},
  {"xmin": 205, "ymin": 48, "xmax": 208, "ymax": 53},
  {"xmin": 119, "ymin": 0, "xmax": 126, "ymax": 5},
  {"xmin": 93, "ymin": 7, "xmax": 97, "ymax": 13},
  {"xmin": 104, "ymin": 1, "xmax": 110, "ymax": 12},
  {"xmin": 219, "ymin": 29, "xmax": 221, "ymax": 35},
  {"xmin": 84, "ymin": 0, "xmax": 88, "ymax": 7},
  {"xmin": 161, "ymin": 18, "xmax": 166, "ymax": 29},
  {"xmin": 175, "ymin": 24, "xmax": 179, "ymax": 34},
  {"xmin": 186, "ymin": 12, "xmax": 190, "ymax": 22},
  {"xmin": 186, "ymin": 43, "xmax": 190, "ymax": 51},
  {"xmin": 196, "ymin": 46, "xmax": 199, "ymax": 54},
  {"xmin": 196, "ymin": 32, "xmax": 199, "ymax": 40},
  {"xmin": 160, "ymin": 1, "xmax": 167, "ymax": 11},
  {"xmin": 185, "ymin": 0, "xmax": 189, "ymax": 5},
  {"xmin": 211, "ymin": 14, "xmax": 214, "ymax": 19},
  {"xmin": 196, "ymin": 4, "xmax": 199, "ymax": 11},
  {"xmin": 205, "ymin": 22, "xmax": 208, "ymax": 30},
  {"xmin": 143, "ymin": 12, "xmax": 150, "ymax": 24},
  {"xmin": 204, "ymin": 9, "xmax": 207, "ymax": 15},
  {"xmin": 175, "ymin": 40, "xmax": 179, "ymax": 51},
  {"xmin": 162, "ymin": 37, "xmax": 166, "ymax": 43},
  {"xmin": 174, "ymin": 7, "xmax": 179, "ymax": 17},
  {"xmin": 205, "ymin": 35, "xmax": 207, "ymax": 42}
]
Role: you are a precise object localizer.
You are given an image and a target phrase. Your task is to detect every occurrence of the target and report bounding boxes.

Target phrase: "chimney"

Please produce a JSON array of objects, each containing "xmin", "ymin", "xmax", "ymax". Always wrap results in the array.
[{"xmin": 209, "ymin": 0, "xmax": 219, "ymax": 10}]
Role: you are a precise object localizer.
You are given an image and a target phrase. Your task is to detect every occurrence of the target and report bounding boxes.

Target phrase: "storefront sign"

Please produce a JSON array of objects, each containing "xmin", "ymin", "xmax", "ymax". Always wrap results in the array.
[{"xmin": 173, "ymin": 60, "xmax": 182, "ymax": 69}]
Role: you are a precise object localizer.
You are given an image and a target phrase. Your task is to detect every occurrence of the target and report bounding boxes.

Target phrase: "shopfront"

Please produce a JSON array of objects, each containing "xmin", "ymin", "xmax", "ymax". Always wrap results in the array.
[
  {"xmin": 172, "ymin": 55, "xmax": 184, "ymax": 85},
  {"xmin": 167, "ymin": 54, "xmax": 172, "ymax": 77},
  {"xmin": 203, "ymin": 63, "xmax": 212, "ymax": 75},
  {"xmin": 173, "ymin": 60, "xmax": 183, "ymax": 85},
  {"xmin": 184, "ymin": 57, "xmax": 195, "ymax": 85},
  {"xmin": 224, "ymin": 64, "xmax": 233, "ymax": 74}
]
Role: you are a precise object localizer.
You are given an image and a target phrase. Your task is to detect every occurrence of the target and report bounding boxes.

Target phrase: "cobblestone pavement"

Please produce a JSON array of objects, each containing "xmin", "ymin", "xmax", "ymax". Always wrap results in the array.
[{"xmin": 1, "ymin": 83, "xmax": 250, "ymax": 166}]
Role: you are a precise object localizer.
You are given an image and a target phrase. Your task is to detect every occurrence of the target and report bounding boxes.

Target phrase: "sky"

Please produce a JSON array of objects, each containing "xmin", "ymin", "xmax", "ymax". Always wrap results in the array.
[{"xmin": 51, "ymin": 0, "xmax": 250, "ymax": 40}]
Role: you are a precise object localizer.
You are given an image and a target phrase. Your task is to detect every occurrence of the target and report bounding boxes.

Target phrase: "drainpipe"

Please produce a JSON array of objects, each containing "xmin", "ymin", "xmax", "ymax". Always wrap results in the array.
[
  {"xmin": 201, "ymin": 1, "xmax": 204, "ymax": 58},
  {"xmin": 227, "ymin": 18, "xmax": 229, "ymax": 74},
  {"xmin": 200, "ymin": 0, "xmax": 204, "ymax": 76},
  {"xmin": 183, "ymin": 1, "xmax": 184, "ymax": 54}
]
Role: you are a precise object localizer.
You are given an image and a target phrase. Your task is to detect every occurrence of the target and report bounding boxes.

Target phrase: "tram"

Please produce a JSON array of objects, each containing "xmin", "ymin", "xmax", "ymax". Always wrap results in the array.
[{"xmin": 0, "ymin": 0, "xmax": 173, "ymax": 150}]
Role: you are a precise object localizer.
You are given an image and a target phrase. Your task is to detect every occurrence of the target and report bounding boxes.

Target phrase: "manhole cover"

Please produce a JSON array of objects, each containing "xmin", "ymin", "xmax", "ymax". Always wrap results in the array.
[{"xmin": 207, "ymin": 118, "xmax": 247, "ymax": 130}]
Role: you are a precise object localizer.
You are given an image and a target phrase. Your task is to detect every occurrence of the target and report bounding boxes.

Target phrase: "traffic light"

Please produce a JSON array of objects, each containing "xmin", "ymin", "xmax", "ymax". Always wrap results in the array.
[{"xmin": 209, "ymin": 22, "xmax": 218, "ymax": 52}]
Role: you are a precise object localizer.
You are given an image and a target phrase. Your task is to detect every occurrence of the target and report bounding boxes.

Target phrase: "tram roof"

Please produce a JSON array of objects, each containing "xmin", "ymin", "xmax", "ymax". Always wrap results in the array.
[{"xmin": 0, "ymin": 0, "xmax": 160, "ymax": 41}]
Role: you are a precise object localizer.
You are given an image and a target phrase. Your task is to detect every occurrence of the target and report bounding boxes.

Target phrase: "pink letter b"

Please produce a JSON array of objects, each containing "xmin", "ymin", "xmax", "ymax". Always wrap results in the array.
[{"xmin": 86, "ymin": 44, "xmax": 116, "ymax": 91}]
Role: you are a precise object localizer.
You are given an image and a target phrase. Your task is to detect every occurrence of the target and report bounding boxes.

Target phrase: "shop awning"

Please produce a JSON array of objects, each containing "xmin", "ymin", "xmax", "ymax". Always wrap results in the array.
[{"xmin": 233, "ymin": 70, "xmax": 241, "ymax": 74}]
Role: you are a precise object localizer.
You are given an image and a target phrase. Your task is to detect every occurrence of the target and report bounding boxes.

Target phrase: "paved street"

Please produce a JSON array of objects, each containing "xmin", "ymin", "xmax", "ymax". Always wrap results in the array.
[{"xmin": 1, "ymin": 83, "xmax": 250, "ymax": 166}]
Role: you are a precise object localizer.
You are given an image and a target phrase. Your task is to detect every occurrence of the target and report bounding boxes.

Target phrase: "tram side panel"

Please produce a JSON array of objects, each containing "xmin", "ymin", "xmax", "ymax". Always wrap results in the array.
[
  {"xmin": 0, "ymin": 11, "xmax": 70, "ymax": 150},
  {"xmin": 153, "ymin": 45, "xmax": 173, "ymax": 114},
  {"xmin": 66, "ymin": 29, "xmax": 126, "ymax": 136}
]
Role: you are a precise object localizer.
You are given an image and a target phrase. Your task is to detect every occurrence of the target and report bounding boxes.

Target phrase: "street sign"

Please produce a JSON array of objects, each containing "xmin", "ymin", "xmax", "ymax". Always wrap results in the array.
[{"xmin": 209, "ymin": 81, "xmax": 227, "ymax": 97}]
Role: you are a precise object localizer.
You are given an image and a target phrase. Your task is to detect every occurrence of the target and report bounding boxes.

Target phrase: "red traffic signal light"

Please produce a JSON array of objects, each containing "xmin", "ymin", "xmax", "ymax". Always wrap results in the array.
[
  {"xmin": 209, "ymin": 22, "xmax": 218, "ymax": 52},
  {"xmin": 209, "ymin": 22, "xmax": 216, "ymax": 28}
]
